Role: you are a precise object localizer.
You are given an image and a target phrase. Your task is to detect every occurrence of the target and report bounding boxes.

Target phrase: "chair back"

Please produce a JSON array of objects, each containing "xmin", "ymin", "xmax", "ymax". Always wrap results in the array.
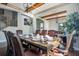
[
  {"xmin": 3, "ymin": 31, "xmax": 14, "ymax": 56},
  {"xmin": 4, "ymin": 31, "xmax": 24, "ymax": 56},
  {"xmin": 16, "ymin": 30, "xmax": 23, "ymax": 36},
  {"xmin": 11, "ymin": 34, "xmax": 24, "ymax": 56}
]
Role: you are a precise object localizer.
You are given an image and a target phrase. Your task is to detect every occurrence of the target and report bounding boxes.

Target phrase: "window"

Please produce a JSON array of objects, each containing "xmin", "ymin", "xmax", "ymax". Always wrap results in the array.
[{"xmin": 0, "ymin": 9, "xmax": 4, "ymax": 15}]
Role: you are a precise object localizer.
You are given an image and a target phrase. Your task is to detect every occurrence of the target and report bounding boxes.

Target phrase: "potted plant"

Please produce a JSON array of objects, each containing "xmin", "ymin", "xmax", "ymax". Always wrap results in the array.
[{"xmin": 64, "ymin": 12, "xmax": 79, "ymax": 55}]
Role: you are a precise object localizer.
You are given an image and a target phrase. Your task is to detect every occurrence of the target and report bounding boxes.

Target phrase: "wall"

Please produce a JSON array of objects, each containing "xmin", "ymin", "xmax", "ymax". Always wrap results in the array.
[
  {"xmin": 48, "ymin": 17, "xmax": 66, "ymax": 31},
  {"xmin": 48, "ymin": 19, "xmax": 58, "ymax": 31},
  {"xmin": 17, "ymin": 13, "xmax": 34, "ymax": 34},
  {"xmin": 43, "ymin": 19, "xmax": 49, "ymax": 30},
  {"xmin": 3, "ymin": 12, "xmax": 35, "ymax": 34},
  {"xmin": 32, "ymin": 16, "xmax": 36, "ymax": 33}
]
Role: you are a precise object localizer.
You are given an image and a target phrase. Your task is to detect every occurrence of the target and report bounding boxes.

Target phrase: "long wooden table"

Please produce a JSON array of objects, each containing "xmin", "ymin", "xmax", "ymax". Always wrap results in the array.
[
  {"xmin": 20, "ymin": 36, "xmax": 61, "ymax": 56},
  {"xmin": 20, "ymin": 37, "xmax": 53, "ymax": 52}
]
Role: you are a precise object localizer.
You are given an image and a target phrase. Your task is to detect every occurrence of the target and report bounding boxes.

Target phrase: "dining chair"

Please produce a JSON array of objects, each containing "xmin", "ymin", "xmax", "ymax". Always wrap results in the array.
[
  {"xmin": 3, "ymin": 31, "xmax": 24, "ymax": 56},
  {"xmin": 10, "ymin": 33, "xmax": 24, "ymax": 56},
  {"xmin": 3, "ymin": 31, "xmax": 15, "ymax": 56}
]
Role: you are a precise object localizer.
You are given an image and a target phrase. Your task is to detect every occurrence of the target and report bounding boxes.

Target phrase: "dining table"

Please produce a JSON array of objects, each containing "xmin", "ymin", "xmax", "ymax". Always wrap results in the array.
[{"xmin": 19, "ymin": 36, "xmax": 60, "ymax": 55}]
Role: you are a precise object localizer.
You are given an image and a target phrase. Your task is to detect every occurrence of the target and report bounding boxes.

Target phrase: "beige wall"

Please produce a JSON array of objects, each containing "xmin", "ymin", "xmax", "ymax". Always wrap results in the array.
[{"xmin": 48, "ymin": 17, "xmax": 66, "ymax": 31}]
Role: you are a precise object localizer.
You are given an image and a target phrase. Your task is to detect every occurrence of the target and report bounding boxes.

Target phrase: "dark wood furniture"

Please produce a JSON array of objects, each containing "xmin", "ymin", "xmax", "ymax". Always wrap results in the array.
[
  {"xmin": 11, "ymin": 34, "xmax": 24, "ymax": 56},
  {"xmin": 3, "ymin": 31, "xmax": 24, "ymax": 56},
  {"xmin": 36, "ymin": 30, "xmax": 63, "ymax": 37},
  {"xmin": 20, "ymin": 37, "xmax": 53, "ymax": 55},
  {"xmin": 3, "ymin": 31, "xmax": 15, "ymax": 56},
  {"xmin": 21, "ymin": 39, "xmax": 47, "ymax": 51}
]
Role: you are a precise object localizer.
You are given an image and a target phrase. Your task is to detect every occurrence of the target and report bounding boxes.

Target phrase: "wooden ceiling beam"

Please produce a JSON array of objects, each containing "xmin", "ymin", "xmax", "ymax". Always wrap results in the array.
[
  {"xmin": 41, "ymin": 10, "xmax": 67, "ymax": 18},
  {"xmin": 25, "ymin": 3, "xmax": 44, "ymax": 12},
  {"xmin": 46, "ymin": 15, "xmax": 66, "ymax": 20}
]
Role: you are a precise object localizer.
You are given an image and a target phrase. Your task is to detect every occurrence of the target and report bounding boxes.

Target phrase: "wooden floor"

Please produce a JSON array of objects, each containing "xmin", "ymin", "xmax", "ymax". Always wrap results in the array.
[{"xmin": 24, "ymin": 48, "xmax": 41, "ymax": 56}]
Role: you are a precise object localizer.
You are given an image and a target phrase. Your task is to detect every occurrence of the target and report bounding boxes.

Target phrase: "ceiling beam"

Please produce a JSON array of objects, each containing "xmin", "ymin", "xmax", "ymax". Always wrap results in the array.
[
  {"xmin": 25, "ymin": 3, "xmax": 44, "ymax": 12},
  {"xmin": 41, "ymin": 10, "xmax": 67, "ymax": 18},
  {"xmin": 1, "ymin": 3, "xmax": 8, "ymax": 5},
  {"xmin": 46, "ymin": 15, "xmax": 66, "ymax": 20}
]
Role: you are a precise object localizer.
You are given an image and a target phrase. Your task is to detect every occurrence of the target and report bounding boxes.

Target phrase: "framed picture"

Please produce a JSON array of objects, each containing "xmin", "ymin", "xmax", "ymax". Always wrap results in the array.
[{"xmin": 24, "ymin": 18, "xmax": 32, "ymax": 25}]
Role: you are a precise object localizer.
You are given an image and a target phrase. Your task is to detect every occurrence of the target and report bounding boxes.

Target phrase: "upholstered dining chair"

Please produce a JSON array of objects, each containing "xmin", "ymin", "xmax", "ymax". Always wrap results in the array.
[
  {"xmin": 3, "ymin": 31, "xmax": 15, "ymax": 56},
  {"xmin": 11, "ymin": 34, "xmax": 24, "ymax": 56},
  {"xmin": 3, "ymin": 31, "xmax": 42, "ymax": 56},
  {"xmin": 3, "ymin": 31, "xmax": 24, "ymax": 56}
]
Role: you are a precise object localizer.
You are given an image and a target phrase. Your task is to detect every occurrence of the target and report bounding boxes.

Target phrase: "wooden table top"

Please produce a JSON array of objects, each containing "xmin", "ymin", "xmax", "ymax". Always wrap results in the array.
[
  {"xmin": 20, "ymin": 37, "xmax": 53, "ymax": 51},
  {"xmin": 20, "ymin": 36, "xmax": 60, "ymax": 51}
]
